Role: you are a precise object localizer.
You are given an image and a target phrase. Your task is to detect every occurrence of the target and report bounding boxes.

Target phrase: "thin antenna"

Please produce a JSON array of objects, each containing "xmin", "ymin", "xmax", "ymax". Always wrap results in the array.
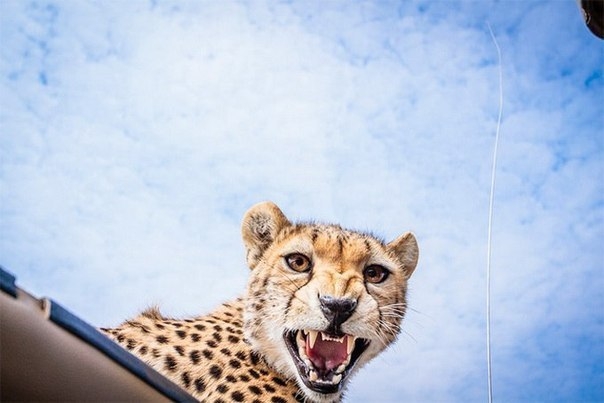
[{"xmin": 486, "ymin": 22, "xmax": 503, "ymax": 403}]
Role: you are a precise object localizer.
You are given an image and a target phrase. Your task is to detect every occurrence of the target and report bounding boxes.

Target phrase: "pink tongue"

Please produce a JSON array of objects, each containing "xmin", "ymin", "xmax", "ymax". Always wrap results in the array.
[{"xmin": 305, "ymin": 335, "xmax": 349, "ymax": 372}]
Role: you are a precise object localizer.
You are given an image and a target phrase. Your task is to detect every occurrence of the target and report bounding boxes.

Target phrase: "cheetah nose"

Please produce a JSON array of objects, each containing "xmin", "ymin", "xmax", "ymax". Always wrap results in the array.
[{"xmin": 319, "ymin": 295, "xmax": 358, "ymax": 330}]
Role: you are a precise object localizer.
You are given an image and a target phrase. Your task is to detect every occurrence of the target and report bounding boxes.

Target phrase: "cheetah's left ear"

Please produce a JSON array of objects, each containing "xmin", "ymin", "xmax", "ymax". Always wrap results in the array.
[
  {"xmin": 387, "ymin": 232, "xmax": 419, "ymax": 279},
  {"xmin": 241, "ymin": 201, "xmax": 291, "ymax": 269}
]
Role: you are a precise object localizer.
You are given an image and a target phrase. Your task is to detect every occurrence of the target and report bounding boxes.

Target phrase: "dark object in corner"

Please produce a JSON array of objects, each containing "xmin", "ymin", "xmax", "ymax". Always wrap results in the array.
[
  {"xmin": 0, "ymin": 265, "xmax": 196, "ymax": 402},
  {"xmin": 579, "ymin": 0, "xmax": 604, "ymax": 39}
]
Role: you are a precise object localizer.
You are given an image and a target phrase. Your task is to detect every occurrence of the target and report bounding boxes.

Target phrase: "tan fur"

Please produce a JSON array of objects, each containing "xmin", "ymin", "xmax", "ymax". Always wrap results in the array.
[{"xmin": 102, "ymin": 202, "xmax": 419, "ymax": 403}]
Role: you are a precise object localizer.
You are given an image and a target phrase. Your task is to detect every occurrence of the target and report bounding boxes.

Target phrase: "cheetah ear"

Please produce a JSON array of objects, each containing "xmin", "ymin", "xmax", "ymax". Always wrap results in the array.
[
  {"xmin": 242, "ymin": 201, "xmax": 291, "ymax": 269},
  {"xmin": 387, "ymin": 232, "xmax": 419, "ymax": 279}
]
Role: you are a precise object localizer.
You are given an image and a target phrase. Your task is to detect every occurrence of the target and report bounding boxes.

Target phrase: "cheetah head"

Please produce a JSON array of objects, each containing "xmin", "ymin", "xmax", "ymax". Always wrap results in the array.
[{"xmin": 241, "ymin": 202, "xmax": 419, "ymax": 402}]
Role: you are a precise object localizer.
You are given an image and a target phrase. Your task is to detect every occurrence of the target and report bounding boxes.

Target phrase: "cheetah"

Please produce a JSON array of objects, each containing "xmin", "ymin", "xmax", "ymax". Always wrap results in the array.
[{"xmin": 102, "ymin": 202, "xmax": 419, "ymax": 402}]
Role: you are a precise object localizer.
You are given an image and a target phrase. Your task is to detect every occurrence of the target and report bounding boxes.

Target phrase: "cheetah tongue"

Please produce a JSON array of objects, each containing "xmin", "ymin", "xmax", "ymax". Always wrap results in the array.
[{"xmin": 305, "ymin": 332, "xmax": 349, "ymax": 372}]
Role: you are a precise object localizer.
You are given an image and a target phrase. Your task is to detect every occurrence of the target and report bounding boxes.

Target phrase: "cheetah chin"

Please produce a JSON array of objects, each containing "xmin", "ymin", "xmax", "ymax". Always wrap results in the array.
[{"xmin": 284, "ymin": 330, "xmax": 370, "ymax": 393}]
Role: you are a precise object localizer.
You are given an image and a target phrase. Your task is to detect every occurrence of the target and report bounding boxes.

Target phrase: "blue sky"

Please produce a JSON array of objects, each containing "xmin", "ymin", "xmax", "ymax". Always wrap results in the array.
[{"xmin": 1, "ymin": 1, "xmax": 602, "ymax": 401}]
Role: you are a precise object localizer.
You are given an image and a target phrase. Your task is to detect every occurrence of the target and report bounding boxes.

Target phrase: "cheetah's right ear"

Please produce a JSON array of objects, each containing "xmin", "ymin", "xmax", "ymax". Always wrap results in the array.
[{"xmin": 241, "ymin": 201, "xmax": 291, "ymax": 269}]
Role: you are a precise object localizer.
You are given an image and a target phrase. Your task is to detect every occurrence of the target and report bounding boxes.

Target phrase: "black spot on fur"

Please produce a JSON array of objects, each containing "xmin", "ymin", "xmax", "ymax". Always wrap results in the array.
[
  {"xmin": 263, "ymin": 384, "xmax": 276, "ymax": 393},
  {"xmin": 250, "ymin": 352, "xmax": 261, "ymax": 365},
  {"xmin": 259, "ymin": 369, "xmax": 269, "ymax": 376},
  {"xmin": 271, "ymin": 397, "xmax": 287, "ymax": 403},
  {"xmin": 176, "ymin": 330, "xmax": 187, "ymax": 339},
  {"xmin": 172, "ymin": 322, "xmax": 182, "ymax": 328},
  {"xmin": 235, "ymin": 351, "xmax": 247, "ymax": 361},
  {"xmin": 248, "ymin": 369, "xmax": 260, "ymax": 379},
  {"xmin": 229, "ymin": 359, "xmax": 241, "ymax": 369},
  {"xmin": 231, "ymin": 391, "xmax": 245, "ymax": 402},
  {"xmin": 228, "ymin": 335, "xmax": 240, "ymax": 344},
  {"xmin": 117, "ymin": 333, "xmax": 125, "ymax": 343},
  {"xmin": 191, "ymin": 333, "xmax": 201, "ymax": 342},
  {"xmin": 240, "ymin": 375, "xmax": 251, "ymax": 382},
  {"xmin": 190, "ymin": 350, "xmax": 201, "ymax": 365},
  {"xmin": 139, "ymin": 345, "xmax": 148, "ymax": 355},
  {"xmin": 174, "ymin": 345, "xmax": 185, "ymax": 356},
  {"xmin": 155, "ymin": 323, "xmax": 165, "ymax": 329},
  {"xmin": 156, "ymin": 335, "xmax": 169, "ymax": 344},
  {"xmin": 216, "ymin": 384, "xmax": 229, "ymax": 394},
  {"xmin": 202, "ymin": 349, "xmax": 214, "ymax": 360},
  {"xmin": 226, "ymin": 375, "xmax": 238, "ymax": 383},
  {"xmin": 206, "ymin": 340, "xmax": 218, "ymax": 348},
  {"xmin": 194, "ymin": 324, "xmax": 206, "ymax": 331},
  {"xmin": 209, "ymin": 365, "xmax": 223, "ymax": 379},
  {"xmin": 214, "ymin": 325, "xmax": 223, "ymax": 331},
  {"xmin": 248, "ymin": 385, "xmax": 263, "ymax": 395},
  {"xmin": 165, "ymin": 355, "xmax": 177, "ymax": 372},
  {"xmin": 272, "ymin": 377, "xmax": 287, "ymax": 386},
  {"xmin": 220, "ymin": 348, "xmax": 232, "ymax": 356},
  {"xmin": 126, "ymin": 339, "xmax": 137, "ymax": 350},
  {"xmin": 194, "ymin": 378, "xmax": 205, "ymax": 392},
  {"xmin": 212, "ymin": 332, "xmax": 222, "ymax": 342},
  {"xmin": 152, "ymin": 348, "xmax": 160, "ymax": 358},
  {"xmin": 181, "ymin": 371, "xmax": 191, "ymax": 388}
]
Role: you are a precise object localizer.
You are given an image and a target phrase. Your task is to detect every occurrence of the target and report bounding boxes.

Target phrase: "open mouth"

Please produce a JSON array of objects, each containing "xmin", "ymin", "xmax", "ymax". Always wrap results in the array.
[{"xmin": 283, "ymin": 330, "xmax": 370, "ymax": 394}]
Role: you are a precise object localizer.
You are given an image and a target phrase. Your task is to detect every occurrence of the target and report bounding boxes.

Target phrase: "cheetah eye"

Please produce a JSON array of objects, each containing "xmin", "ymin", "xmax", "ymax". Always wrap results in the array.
[
  {"xmin": 284, "ymin": 253, "xmax": 312, "ymax": 272},
  {"xmin": 363, "ymin": 265, "xmax": 390, "ymax": 283}
]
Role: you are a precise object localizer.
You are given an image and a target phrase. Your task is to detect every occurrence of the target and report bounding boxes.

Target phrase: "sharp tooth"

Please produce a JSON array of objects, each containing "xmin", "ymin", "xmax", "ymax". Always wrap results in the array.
[
  {"xmin": 332, "ymin": 374, "xmax": 342, "ymax": 384},
  {"xmin": 346, "ymin": 335, "xmax": 356, "ymax": 355},
  {"xmin": 308, "ymin": 330, "xmax": 318, "ymax": 349},
  {"xmin": 304, "ymin": 358, "xmax": 312, "ymax": 367},
  {"xmin": 336, "ymin": 364, "xmax": 346, "ymax": 374},
  {"xmin": 298, "ymin": 343, "xmax": 307, "ymax": 359},
  {"xmin": 309, "ymin": 370, "xmax": 318, "ymax": 382}
]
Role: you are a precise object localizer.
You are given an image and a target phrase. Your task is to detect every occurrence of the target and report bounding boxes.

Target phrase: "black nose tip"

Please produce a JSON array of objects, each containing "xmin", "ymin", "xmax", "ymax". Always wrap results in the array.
[{"xmin": 319, "ymin": 295, "xmax": 358, "ymax": 330}]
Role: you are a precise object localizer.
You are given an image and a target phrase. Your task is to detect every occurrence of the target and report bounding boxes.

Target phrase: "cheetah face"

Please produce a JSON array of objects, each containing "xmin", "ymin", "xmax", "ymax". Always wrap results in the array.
[{"xmin": 241, "ymin": 202, "xmax": 419, "ymax": 400}]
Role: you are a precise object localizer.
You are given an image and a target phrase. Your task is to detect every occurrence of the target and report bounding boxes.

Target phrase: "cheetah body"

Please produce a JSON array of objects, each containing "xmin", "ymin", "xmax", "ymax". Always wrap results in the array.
[
  {"xmin": 105, "ymin": 300, "xmax": 299, "ymax": 402},
  {"xmin": 103, "ymin": 202, "xmax": 419, "ymax": 402}
]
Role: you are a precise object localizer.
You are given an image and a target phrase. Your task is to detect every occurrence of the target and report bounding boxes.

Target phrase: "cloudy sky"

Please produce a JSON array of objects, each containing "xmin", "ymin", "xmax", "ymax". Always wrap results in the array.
[{"xmin": 1, "ymin": 1, "xmax": 602, "ymax": 401}]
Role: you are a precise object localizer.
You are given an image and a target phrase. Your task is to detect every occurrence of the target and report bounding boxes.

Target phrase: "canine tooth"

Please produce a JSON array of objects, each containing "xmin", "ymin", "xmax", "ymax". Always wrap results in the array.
[
  {"xmin": 343, "ymin": 355, "xmax": 351, "ymax": 366},
  {"xmin": 298, "ymin": 344, "xmax": 307, "ymax": 359},
  {"xmin": 336, "ymin": 364, "xmax": 346, "ymax": 374},
  {"xmin": 308, "ymin": 330, "xmax": 318, "ymax": 349},
  {"xmin": 304, "ymin": 358, "xmax": 312, "ymax": 367},
  {"xmin": 309, "ymin": 370, "xmax": 318, "ymax": 382},
  {"xmin": 346, "ymin": 335, "xmax": 356, "ymax": 355},
  {"xmin": 332, "ymin": 374, "xmax": 342, "ymax": 384}
]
